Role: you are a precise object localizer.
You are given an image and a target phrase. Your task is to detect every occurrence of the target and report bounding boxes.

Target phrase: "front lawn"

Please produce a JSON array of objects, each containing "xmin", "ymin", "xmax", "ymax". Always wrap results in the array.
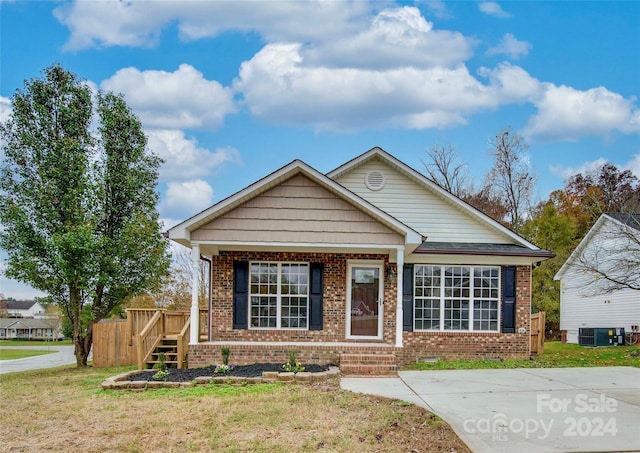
[
  {"xmin": 0, "ymin": 348, "xmax": 55, "ymax": 360},
  {"xmin": 0, "ymin": 339, "xmax": 72, "ymax": 346},
  {"xmin": 407, "ymin": 341, "xmax": 640, "ymax": 371},
  {"xmin": 0, "ymin": 365, "xmax": 470, "ymax": 452}
]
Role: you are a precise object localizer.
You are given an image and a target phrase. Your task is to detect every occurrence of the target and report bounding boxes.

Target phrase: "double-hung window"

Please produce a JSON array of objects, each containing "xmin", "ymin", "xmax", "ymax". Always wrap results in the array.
[
  {"xmin": 414, "ymin": 265, "xmax": 499, "ymax": 332},
  {"xmin": 249, "ymin": 262, "xmax": 309, "ymax": 329}
]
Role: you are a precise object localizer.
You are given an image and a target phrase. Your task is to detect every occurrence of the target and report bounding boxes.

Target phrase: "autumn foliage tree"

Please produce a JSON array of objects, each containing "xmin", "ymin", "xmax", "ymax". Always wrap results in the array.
[{"xmin": 0, "ymin": 65, "xmax": 170, "ymax": 366}]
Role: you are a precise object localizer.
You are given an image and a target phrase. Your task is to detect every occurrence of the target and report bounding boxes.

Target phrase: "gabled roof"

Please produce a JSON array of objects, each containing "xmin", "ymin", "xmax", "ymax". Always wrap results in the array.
[
  {"xmin": 327, "ymin": 147, "xmax": 542, "ymax": 251},
  {"xmin": 6, "ymin": 300, "xmax": 39, "ymax": 311},
  {"xmin": 0, "ymin": 318, "xmax": 54, "ymax": 329},
  {"xmin": 606, "ymin": 212, "xmax": 640, "ymax": 232},
  {"xmin": 169, "ymin": 158, "xmax": 423, "ymax": 247},
  {"xmin": 554, "ymin": 212, "xmax": 640, "ymax": 280}
]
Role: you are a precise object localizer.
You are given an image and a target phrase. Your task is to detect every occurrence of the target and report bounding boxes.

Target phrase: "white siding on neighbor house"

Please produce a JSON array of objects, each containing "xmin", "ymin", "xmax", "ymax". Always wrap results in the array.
[
  {"xmin": 333, "ymin": 158, "xmax": 508, "ymax": 243},
  {"xmin": 191, "ymin": 174, "xmax": 403, "ymax": 245},
  {"xmin": 560, "ymin": 282, "xmax": 639, "ymax": 343},
  {"xmin": 558, "ymin": 216, "xmax": 640, "ymax": 343}
]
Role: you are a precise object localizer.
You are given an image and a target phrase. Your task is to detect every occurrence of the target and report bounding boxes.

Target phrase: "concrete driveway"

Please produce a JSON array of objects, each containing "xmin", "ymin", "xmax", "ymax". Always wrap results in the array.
[
  {"xmin": 341, "ymin": 367, "xmax": 640, "ymax": 453},
  {"xmin": 0, "ymin": 345, "xmax": 77, "ymax": 374}
]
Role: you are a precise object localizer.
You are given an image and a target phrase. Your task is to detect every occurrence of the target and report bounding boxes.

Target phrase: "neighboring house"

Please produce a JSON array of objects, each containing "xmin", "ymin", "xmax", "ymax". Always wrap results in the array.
[
  {"xmin": 169, "ymin": 147, "xmax": 552, "ymax": 369},
  {"xmin": 555, "ymin": 213, "xmax": 640, "ymax": 344},
  {"xmin": 0, "ymin": 318, "xmax": 61, "ymax": 340},
  {"xmin": 4, "ymin": 300, "xmax": 46, "ymax": 318}
]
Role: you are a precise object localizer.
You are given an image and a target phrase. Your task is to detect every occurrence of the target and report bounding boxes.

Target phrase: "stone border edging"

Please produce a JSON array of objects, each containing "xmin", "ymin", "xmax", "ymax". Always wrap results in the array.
[{"xmin": 101, "ymin": 366, "xmax": 340, "ymax": 390}]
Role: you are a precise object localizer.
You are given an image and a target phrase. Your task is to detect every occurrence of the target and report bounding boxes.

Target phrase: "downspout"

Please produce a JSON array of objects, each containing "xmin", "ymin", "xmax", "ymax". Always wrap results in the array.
[
  {"xmin": 395, "ymin": 247, "xmax": 405, "ymax": 348},
  {"xmin": 189, "ymin": 244, "xmax": 200, "ymax": 345},
  {"xmin": 200, "ymin": 254, "xmax": 212, "ymax": 342}
]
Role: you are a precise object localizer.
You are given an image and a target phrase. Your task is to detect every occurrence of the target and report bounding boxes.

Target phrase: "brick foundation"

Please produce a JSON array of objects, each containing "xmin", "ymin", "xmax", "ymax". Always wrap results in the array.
[{"xmin": 191, "ymin": 252, "xmax": 533, "ymax": 367}]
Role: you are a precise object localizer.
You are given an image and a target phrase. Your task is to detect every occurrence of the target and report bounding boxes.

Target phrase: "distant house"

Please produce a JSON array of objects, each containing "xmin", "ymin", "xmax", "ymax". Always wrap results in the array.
[
  {"xmin": 4, "ymin": 300, "xmax": 46, "ymax": 318},
  {"xmin": 0, "ymin": 318, "xmax": 61, "ymax": 340},
  {"xmin": 554, "ymin": 213, "xmax": 640, "ymax": 344},
  {"xmin": 167, "ymin": 147, "xmax": 553, "ymax": 372}
]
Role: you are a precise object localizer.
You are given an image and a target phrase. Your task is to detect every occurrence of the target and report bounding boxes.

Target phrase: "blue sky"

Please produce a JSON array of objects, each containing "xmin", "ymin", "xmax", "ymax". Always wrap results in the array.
[{"xmin": 1, "ymin": 0, "xmax": 639, "ymax": 299}]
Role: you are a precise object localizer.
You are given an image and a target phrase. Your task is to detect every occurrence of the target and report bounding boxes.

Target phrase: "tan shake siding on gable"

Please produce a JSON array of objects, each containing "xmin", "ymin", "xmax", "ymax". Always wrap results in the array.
[
  {"xmin": 191, "ymin": 174, "xmax": 403, "ymax": 245},
  {"xmin": 334, "ymin": 158, "xmax": 508, "ymax": 243}
]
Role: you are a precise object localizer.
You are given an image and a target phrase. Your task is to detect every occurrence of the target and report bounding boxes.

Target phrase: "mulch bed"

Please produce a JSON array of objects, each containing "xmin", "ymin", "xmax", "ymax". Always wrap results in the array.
[{"xmin": 128, "ymin": 363, "xmax": 332, "ymax": 382}]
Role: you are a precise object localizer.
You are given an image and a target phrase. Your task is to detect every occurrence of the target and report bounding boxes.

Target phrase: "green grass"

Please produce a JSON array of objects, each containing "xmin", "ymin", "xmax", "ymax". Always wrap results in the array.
[
  {"xmin": 406, "ymin": 341, "xmax": 640, "ymax": 371},
  {"xmin": 0, "ymin": 348, "xmax": 56, "ymax": 360},
  {"xmin": 0, "ymin": 339, "xmax": 72, "ymax": 346}
]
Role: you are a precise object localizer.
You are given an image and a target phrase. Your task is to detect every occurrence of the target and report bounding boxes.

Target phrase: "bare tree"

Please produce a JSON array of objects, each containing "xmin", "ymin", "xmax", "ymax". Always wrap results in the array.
[
  {"xmin": 572, "ymin": 213, "xmax": 640, "ymax": 294},
  {"xmin": 486, "ymin": 127, "xmax": 535, "ymax": 233},
  {"xmin": 422, "ymin": 144, "xmax": 473, "ymax": 197}
]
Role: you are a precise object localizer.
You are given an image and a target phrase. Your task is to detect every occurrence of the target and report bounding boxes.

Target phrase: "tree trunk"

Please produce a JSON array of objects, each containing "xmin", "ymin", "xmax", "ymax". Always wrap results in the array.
[{"xmin": 70, "ymin": 286, "xmax": 90, "ymax": 367}]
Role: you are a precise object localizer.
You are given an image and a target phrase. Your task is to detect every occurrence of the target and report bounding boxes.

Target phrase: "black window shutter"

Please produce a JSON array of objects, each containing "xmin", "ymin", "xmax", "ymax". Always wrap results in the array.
[
  {"xmin": 309, "ymin": 263, "xmax": 324, "ymax": 330},
  {"xmin": 501, "ymin": 266, "xmax": 516, "ymax": 333},
  {"xmin": 233, "ymin": 261, "xmax": 249, "ymax": 329},
  {"xmin": 402, "ymin": 264, "xmax": 414, "ymax": 331}
]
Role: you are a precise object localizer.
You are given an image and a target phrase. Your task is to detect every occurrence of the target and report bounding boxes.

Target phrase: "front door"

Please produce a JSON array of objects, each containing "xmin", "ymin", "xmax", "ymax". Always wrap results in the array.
[{"xmin": 347, "ymin": 263, "xmax": 383, "ymax": 339}]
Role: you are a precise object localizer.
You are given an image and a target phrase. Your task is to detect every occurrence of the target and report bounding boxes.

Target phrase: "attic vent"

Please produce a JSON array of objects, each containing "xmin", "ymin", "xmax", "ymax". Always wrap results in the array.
[{"xmin": 365, "ymin": 170, "xmax": 385, "ymax": 191}]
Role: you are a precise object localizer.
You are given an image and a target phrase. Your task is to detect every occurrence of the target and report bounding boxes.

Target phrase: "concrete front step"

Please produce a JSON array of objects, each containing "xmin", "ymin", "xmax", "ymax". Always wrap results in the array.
[{"xmin": 339, "ymin": 353, "xmax": 397, "ymax": 376}]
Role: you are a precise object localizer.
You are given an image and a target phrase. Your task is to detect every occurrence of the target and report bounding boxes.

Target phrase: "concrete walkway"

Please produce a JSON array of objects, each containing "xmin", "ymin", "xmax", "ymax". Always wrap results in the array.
[
  {"xmin": 0, "ymin": 345, "xmax": 77, "ymax": 374},
  {"xmin": 341, "ymin": 367, "xmax": 640, "ymax": 453}
]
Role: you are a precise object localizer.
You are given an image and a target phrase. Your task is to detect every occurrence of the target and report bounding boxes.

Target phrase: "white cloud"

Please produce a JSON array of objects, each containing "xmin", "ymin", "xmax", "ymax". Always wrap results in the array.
[
  {"xmin": 625, "ymin": 154, "xmax": 640, "ymax": 178},
  {"xmin": 525, "ymin": 85, "xmax": 640, "ymax": 141},
  {"xmin": 235, "ymin": 43, "xmax": 506, "ymax": 131},
  {"xmin": 487, "ymin": 33, "xmax": 531, "ymax": 59},
  {"xmin": 54, "ymin": 1, "xmax": 371, "ymax": 51},
  {"xmin": 550, "ymin": 154, "xmax": 640, "ymax": 180},
  {"xmin": 479, "ymin": 62, "xmax": 542, "ymax": 102},
  {"xmin": 479, "ymin": 2, "xmax": 511, "ymax": 18},
  {"xmin": 549, "ymin": 158, "xmax": 608, "ymax": 179},
  {"xmin": 162, "ymin": 180, "xmax": 214, "ymax": 218},
  {"xmin": 303, "ymin": 7, "xmax": 473, "ymax": 70},
  {"xmin": 147, "ymin": 129, "xmax": 241, "ymax": 181},
  {"xmin": 100, "ymin": 64, "xmax": 236, "ymax": 130},
  {"xmin": 422, "ymin": 0, "xmax": 453, "ymax": 19},
  {"xmin": 0, "ymin": 96, "xmax": 11, "ymax": 123}
]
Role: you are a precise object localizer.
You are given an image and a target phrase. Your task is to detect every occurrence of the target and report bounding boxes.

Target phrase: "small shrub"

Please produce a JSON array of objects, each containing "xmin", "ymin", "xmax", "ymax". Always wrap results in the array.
[
  {"xmin": 154, "ymin": 352, "xmax": 168, "ymax": 372},
  {"xmin": 282, "ymin": 350, "xmax": 305, "ymax": 373},
  {"xmin": 221, "ymin": 347, "xmax": 231, "ymax": 366}
]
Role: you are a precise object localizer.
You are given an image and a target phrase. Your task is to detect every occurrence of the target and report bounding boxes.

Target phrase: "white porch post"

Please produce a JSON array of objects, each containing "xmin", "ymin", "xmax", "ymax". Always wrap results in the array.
[
  {"xmin": 395, "ymin": 247, "xmax": 404, "ymax": 347},
  {"xmin": 190, "ymin": 243, "xmax": 200, "ymax": 345}
]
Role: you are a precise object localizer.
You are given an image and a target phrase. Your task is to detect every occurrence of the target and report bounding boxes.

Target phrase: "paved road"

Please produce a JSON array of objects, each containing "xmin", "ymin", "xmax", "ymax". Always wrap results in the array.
[
  {"xmin": 342, "ymin": 367, "xmax": 640, "ymax": 453},
  {"xmin": 0, "ymin": 345, "xmax": 77, "ymax": 374}
]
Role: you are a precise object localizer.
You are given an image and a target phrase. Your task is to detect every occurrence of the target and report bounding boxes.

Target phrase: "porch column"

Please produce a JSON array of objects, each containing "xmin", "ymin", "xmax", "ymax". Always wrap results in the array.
[
  {"xmin": 189, "ymin": 243, "xmax": 200, "ymax": 344},
  {"xmin": 395, "ymin": 247, "xmax": 404, "ymax": 347}
]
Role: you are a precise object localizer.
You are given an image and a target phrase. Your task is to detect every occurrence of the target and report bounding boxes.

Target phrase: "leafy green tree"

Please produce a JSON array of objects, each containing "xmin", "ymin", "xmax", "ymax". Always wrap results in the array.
[{"xmin": 0, "ymin": 65, "xmax": 170, "ymax": 366}]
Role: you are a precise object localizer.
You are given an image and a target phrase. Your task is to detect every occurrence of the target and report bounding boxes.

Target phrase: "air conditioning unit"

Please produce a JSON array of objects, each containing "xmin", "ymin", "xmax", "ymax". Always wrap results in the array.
[{"xmin": 578, "ymin": 328, "xmax": 625, "ymax": 347}]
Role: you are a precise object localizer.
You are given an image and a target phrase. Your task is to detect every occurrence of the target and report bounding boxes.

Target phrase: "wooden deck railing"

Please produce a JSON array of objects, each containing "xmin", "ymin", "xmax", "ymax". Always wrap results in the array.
[
  {"xmin": 136, "ymin": 310, "xmax": 164, "ymax": 369},
  {"xmin": 130, "ymin": 308, "xmax": 209, "ymax": 369},
  {"xmin": 177, "ymin": 318, "xmax": 190, "ymax": 369}
]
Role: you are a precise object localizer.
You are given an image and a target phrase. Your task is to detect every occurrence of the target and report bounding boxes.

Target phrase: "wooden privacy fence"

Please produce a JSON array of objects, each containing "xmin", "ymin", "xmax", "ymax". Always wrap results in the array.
[
  {"xmin": 93, "ymin": 319, "xmax": 136, "ymax": 367},
  {"xmin": 531, "ymin": 311, "xmax": 546, "ymax": 355}
]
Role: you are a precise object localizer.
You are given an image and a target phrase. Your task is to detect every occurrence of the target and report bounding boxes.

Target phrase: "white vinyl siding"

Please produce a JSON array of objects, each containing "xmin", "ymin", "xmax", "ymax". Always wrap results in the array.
[
  {"xmin": 558, "ymin": 217, "xmax": 640, "ymax": 343},
  {"xmin": 334, "ymin": 158, "xmax": 508, "ymax": 243}
]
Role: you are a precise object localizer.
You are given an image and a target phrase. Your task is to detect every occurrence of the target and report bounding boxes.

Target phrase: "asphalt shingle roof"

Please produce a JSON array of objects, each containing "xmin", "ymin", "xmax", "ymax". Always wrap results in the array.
[
  {"xmin": 607, "ymin": 212, "xmax": 640, "ymax": 232},
  {"xmin": 415, "ymin": 242, "xmax": 554, "ymax": 258}
]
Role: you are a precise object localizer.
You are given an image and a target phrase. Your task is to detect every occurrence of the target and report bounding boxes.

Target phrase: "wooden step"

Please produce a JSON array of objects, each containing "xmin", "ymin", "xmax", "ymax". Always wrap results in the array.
[{"xmin": 339, "ymin": 353, "xmax": 397, "ymax": 376}]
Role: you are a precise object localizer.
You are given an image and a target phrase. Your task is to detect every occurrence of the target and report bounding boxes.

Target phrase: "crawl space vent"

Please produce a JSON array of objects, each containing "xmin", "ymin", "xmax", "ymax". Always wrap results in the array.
[{"xmin": 365, "ymin": 170, "xmax": 385, "ymax": 191}]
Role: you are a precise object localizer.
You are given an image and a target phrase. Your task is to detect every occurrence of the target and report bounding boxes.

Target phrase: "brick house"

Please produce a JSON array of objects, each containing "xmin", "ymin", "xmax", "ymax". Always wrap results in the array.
[{"xmin": 168, "ymin": 147, "xmax": 552, "ymax": 372}]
